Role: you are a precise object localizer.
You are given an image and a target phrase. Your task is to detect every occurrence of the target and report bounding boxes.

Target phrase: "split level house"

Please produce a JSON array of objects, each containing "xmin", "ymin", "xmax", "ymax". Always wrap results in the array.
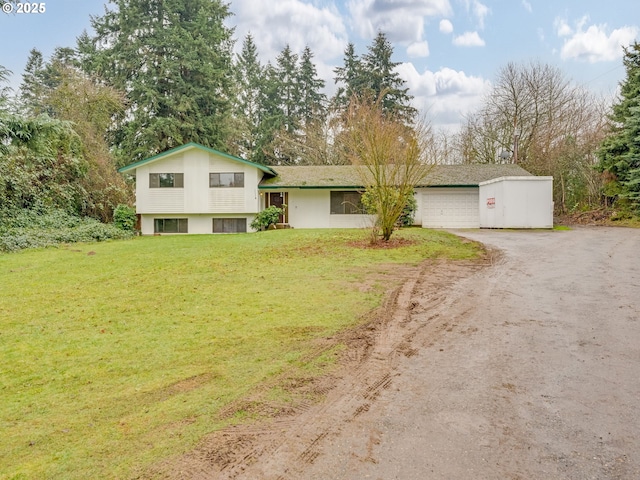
[{"xmin": 118, "ymin": 142, "xmax": 554, "ymax": 235}]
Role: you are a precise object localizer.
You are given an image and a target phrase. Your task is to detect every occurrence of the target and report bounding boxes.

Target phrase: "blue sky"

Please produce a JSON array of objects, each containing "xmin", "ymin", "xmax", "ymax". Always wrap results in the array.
[{"xmin": 1, "ymin": 0, "xmax": 638, "ymax": 129}]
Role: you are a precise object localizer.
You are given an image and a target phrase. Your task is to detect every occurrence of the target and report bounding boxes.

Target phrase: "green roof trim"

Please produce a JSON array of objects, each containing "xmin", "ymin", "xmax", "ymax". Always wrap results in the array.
[{"xmin": 118, "ymin": 142, "xmax": 278, "ymax": 176}]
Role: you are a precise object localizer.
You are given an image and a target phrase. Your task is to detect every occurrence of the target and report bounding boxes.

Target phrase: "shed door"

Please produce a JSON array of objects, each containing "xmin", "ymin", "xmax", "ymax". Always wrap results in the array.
[{"xmin": 422, "ymin": 188, "xmax": 480, "ymax": 228}]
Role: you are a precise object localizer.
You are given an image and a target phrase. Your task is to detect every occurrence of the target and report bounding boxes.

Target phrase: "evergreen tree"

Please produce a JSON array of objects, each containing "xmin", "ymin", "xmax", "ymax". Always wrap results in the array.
[
  {"xmin": 0, "ymin": 112, "xmax": 88, "ymax": 215},
  {"xmin": 231, "ymin": 34, "xmax": 264, "ymax": 161},
  {"xmin": 19, "ymin": 47, "xmax": 82, "ymax": 116},
  {"xmin": 332, "ymin": 43, "xmax": 363, "ymax": 111},
  {"xmin": 77, "ymin": 0, "xmax": 235, "ymax": 164},
  {"xmin": 298, "ymin": 46, "xmax": 326, "ymax": 127},
  {"xmin": 333, "ymin": 33, "xmax": 415, "ymax": 122},
  {"xmin": 0, "ymin": 66, "xmax": 12, "ymax": 109},
  {"xmin": 275, "ymin": 45, "xmax": 301, "ymax": 134},
  {"xmin": 253, "ymin": 45, "xmax": 302, "ymax": 165},
  {"xmin": 262, "ymin": 45, "xmax": 331, "ymax": 165},
  {"xmin": 252, "ymin": 62, "xmax": 285, "ymax": 164},
  {"xmin": 361, "ymin": 31, "xmax": 416, "ymax": 122},
  {"xmin": 597, "ymin": 42, "xmax": 640, "ymax": 212},
  {"xmin": 19, "ymin": 49, "xmax": 47, "ymax": 115}
]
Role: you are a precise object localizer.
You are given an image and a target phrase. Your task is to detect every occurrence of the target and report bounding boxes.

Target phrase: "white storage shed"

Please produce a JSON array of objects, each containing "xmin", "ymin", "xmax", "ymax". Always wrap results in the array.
[{"xmin": 479, "ymin": 176, "xmax": 554, "ymax": 229}]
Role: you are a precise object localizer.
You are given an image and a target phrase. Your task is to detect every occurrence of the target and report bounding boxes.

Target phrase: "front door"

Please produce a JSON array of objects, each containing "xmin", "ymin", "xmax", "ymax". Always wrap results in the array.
[{"xmin": 267, "ymin": 192, "xmax": 288, "ymax": 223}]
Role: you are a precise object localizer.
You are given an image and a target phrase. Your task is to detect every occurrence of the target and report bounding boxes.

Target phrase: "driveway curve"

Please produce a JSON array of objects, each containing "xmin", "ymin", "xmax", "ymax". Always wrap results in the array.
[{"xmin": 299, "ymin": 227, "xmax": 640, "ymax": 480}]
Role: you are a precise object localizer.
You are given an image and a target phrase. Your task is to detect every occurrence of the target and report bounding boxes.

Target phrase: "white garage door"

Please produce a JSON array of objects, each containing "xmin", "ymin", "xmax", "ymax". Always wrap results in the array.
[{"xmin": 422, "ymin": 188, "xmax": 480, "ymax": 228}]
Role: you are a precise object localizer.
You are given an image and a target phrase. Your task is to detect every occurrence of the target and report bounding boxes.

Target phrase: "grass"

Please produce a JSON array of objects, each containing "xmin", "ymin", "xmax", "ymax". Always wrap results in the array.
[{"xmin": 0, "ymin": 228, "xmax": 481, "ymax": 479}]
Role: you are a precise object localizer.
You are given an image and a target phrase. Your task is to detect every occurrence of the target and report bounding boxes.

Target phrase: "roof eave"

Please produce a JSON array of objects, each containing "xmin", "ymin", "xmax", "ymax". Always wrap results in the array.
[{"xmin": 118, "ymin": 142, "xmax": 277, "ymax": 176}]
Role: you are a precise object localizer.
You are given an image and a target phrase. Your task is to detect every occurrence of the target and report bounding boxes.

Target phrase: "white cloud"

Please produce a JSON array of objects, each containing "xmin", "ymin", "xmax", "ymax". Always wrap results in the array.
[
  {"xmin": 439, "ymin": 19, "xmax": 454, "ymax": 34},
  {"xmin": 396, "ymin": 63, "xmax": 491, "ymax": 129},
  {"xmin": 460, "ymin": 0, "xmax": 489, "ymax": 29},
  {"xmin": 557, "ymin": 19, "xmax": 639, "ymax": 63},
  {"xmin": 407, "ymin": 41, "xmax": 430, "ymax": 57},
  {"xmin": 229, "ymin": 0, "xmax": 348, "ymax": 64},
  {"xmin": 554, "ymin": 17, "xmax": 573, "ymax": 37},
  {"xmin": 453, "ymin": 31, "xmax": 485, "ymax": 47},
  {"xmin": 347, "ymin": 0, "xmax": 452, "ymax": 43},
  {"xmin": 522, "ymin": 0, "xmax": 532, "ymax": 13},
  {"xmin": 471, "ymin": 0, "xmax": 489, "ymax": 29}
]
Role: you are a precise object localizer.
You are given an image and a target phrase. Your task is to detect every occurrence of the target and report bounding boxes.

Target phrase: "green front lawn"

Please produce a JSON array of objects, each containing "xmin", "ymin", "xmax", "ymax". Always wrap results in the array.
[{"xmin": 0, "ymin": 228, "xmax": 481, "ymax": 479}]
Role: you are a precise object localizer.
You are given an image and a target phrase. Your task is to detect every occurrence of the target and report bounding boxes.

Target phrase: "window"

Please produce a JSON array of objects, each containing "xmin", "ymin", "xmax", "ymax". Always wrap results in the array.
[
  {"xmin": 213, "ymin": 218, "xmax": 247, "ymax": 233},
  {"xmin": 154, "ymin": 218, "xmax": 188, "ymax": 233},
  {"xmin": 149, "ymin": 173, "xmax": 184, "ymax": 188},
  {"xmin": 210, "ymin": 172, "xmax": 244, "ymax": 188},
  {"xmin": 330, "ymin": 191, "xmax": 364, "ymax": 214}
]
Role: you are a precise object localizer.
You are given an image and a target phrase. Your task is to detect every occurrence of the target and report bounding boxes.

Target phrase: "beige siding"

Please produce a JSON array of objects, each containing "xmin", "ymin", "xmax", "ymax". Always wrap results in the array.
[
  {"xmin": 285, "ymin": 189, "xmax": 330, "ymax": 228},
  {"xmin": 208, "ymin": 189, "xmax": 246, "ymax": 212},
  {"xmin": 329, "ymin": 214, "xmax": 375, "ymax": 229},
  {"xmin": 135, "ymin": 147, "xmax": 262, "ymax": 215},
  {"xmin": 276, "ymin": 189, "xmax": 375, "ymax": 229}
]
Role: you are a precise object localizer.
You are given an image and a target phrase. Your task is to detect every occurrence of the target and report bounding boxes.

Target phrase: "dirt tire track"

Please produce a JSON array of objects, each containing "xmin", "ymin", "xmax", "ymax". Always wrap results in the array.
[{"xmin": 141, "ymin": 257, "xmax": 487, "ymax": 480}]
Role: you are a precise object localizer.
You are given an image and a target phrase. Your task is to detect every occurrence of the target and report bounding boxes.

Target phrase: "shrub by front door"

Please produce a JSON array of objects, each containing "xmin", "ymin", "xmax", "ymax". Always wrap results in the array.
[{"xmin": 266, "ymin": 192, "xmax": 288, "ymax": 223}]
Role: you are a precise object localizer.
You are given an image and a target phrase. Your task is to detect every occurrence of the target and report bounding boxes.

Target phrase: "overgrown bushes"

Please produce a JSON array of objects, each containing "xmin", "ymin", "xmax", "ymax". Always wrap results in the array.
[
  {"xmin": 0, "ymin": 209, "xmax": 133, "ymax": 252},
  {"xmin": 113, "ymin": 204, "xmax": 137, "ymax": 231}
]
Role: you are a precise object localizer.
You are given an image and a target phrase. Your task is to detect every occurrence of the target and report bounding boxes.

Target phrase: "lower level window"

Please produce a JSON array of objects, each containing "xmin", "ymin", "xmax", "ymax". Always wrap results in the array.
[
  {"xmin": 154, "ymin": 218, "xmax": 188, "ymax": 233},
  {"xmin": 213, "ymin": 218, "xmax": 247, "ymax": 233}
]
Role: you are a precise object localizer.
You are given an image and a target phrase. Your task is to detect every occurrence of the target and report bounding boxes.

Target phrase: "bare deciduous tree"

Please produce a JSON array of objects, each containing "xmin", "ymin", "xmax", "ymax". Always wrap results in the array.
[
  {"xmin": 456, "ymin": 60, "xmax": 609, "ymax": 212},
  {"xmin": 343, "ymin": 94, "xmax": 434, "ymax": 242}
]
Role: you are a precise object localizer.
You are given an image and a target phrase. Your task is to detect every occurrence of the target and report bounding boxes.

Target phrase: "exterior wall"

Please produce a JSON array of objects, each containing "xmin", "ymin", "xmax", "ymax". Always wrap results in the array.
[
  {"xmin": 266, "ymin": 189, "xmax": 375, "ymax": 229},
  {"xmin": 419, "ymin": 187, "xmax": 480, "ymax": 229},
  {"xmin": 140, "ymin": 214, "xmax": 257, "ymax": 235},
  {"xmin": 479, "ymin": 176, "xmax": 554, "ymax": 228},
  {"xmin": 135, "ymin": 148, "xmax": 261, "ymax": 215}
]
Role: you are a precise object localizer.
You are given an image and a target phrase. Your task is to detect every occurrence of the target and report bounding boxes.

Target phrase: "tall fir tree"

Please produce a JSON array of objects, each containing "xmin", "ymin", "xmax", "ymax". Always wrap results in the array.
[
  {"xmin": 251, "ymin": 45, "xmax": 329, "ymax": 165},
  {"xmin": 597, "ymin": 41, "xmax": 640, "ymax": 212},
  {"xmin": 298, "ymin": 46, "xmax": 326, "ymax": 127},
  {"xmin": 18, "ymin": 47, "xmax": 80, "ymax": 116},
  {"xmin": 77, "ymin": 0, "xmax": 235, "ymax": 164},
  {"xmin": 333, "ymin": 33, "xmax": 415, "ymax": 122},
  {"xmin": 252, "ymin": 61, "xmax": 285, "ymax": 164},
  {"xmin": 231, "ymin": 34, "xmax": 264, "ymax": 161},
  {"xmin": 361, "ymin": 31, "xmax": 416, "ymax": 122},
  {"xmin": 19, "ymin": 49, "xmax": 46, "ymax": 115},
  {"xmin": 332, "ymin": 43, "xmax": 363, "ymax": 111},
  {"xmin": 0, "ymin": 66, "xmax": 12, "ymax": 109},
  {"xmin": 275, "ymin": 45, "xmax": 301, "ymax": 134}
]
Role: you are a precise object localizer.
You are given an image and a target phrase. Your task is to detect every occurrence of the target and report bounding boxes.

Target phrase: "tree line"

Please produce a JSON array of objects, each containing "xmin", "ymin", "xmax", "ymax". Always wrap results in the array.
[{"xmin": 1, "ymin": 0, "xmax": 639, "ymax": 225}]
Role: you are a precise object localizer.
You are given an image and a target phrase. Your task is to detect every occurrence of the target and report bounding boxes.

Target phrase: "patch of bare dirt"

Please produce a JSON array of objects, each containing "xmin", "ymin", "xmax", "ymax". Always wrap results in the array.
[
  {"xmin": 139, "ymin": 253, "xmax": 491, "ymax": 480},
  {"xmin": 347, "ymin": 237, "xmax": 418, "ymax": 249},
  {"xmin": 555, "ymin": 207, "xmax": 640, "ymax": 227}
]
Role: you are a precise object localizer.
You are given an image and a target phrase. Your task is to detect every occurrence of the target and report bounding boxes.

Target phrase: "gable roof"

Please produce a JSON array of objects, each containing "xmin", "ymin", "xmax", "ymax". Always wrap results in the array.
[
  {"xmin": 118, "ymin": 142, "xmax": 278, "ymax": 176},
  {"xmin": 258, "ymin": 164, "xmax": 533, "ymax": 189}
]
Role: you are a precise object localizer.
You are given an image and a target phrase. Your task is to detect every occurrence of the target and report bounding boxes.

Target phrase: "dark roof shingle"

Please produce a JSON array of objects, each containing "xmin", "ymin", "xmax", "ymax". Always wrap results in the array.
[{"xmin": 259, "ymin": 164, "xmax": 532, "ymax": 188}]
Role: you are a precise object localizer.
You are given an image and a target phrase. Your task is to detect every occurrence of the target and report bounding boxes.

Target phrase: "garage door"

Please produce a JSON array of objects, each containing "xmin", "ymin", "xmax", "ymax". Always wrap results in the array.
[{"xmin": 422, "ymin": 188, "xmax": 480, "ymax": 228}]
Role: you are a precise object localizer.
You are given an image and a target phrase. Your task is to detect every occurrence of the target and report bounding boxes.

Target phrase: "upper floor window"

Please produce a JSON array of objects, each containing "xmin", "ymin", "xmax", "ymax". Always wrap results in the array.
[
  {"xmin": 149, "ymin": 173, "xmax": 184, "ymax": 188},
  {"xmin": 330, "ymin": 191, "xmax": 364, "ymax": 214},
  {"xmin": 210, "ymin": 172, "xmax": 244, "ymax": 188}
]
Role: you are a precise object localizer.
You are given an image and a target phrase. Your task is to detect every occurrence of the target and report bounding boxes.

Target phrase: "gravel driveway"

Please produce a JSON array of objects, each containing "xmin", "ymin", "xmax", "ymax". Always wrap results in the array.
[
  {"xmin": 156, "ymin": 227, "xmax": 640, "ymax": 480},
  {"xmin": 301, "ymin": 227, "xmax": 640, "ymax": 480}
]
